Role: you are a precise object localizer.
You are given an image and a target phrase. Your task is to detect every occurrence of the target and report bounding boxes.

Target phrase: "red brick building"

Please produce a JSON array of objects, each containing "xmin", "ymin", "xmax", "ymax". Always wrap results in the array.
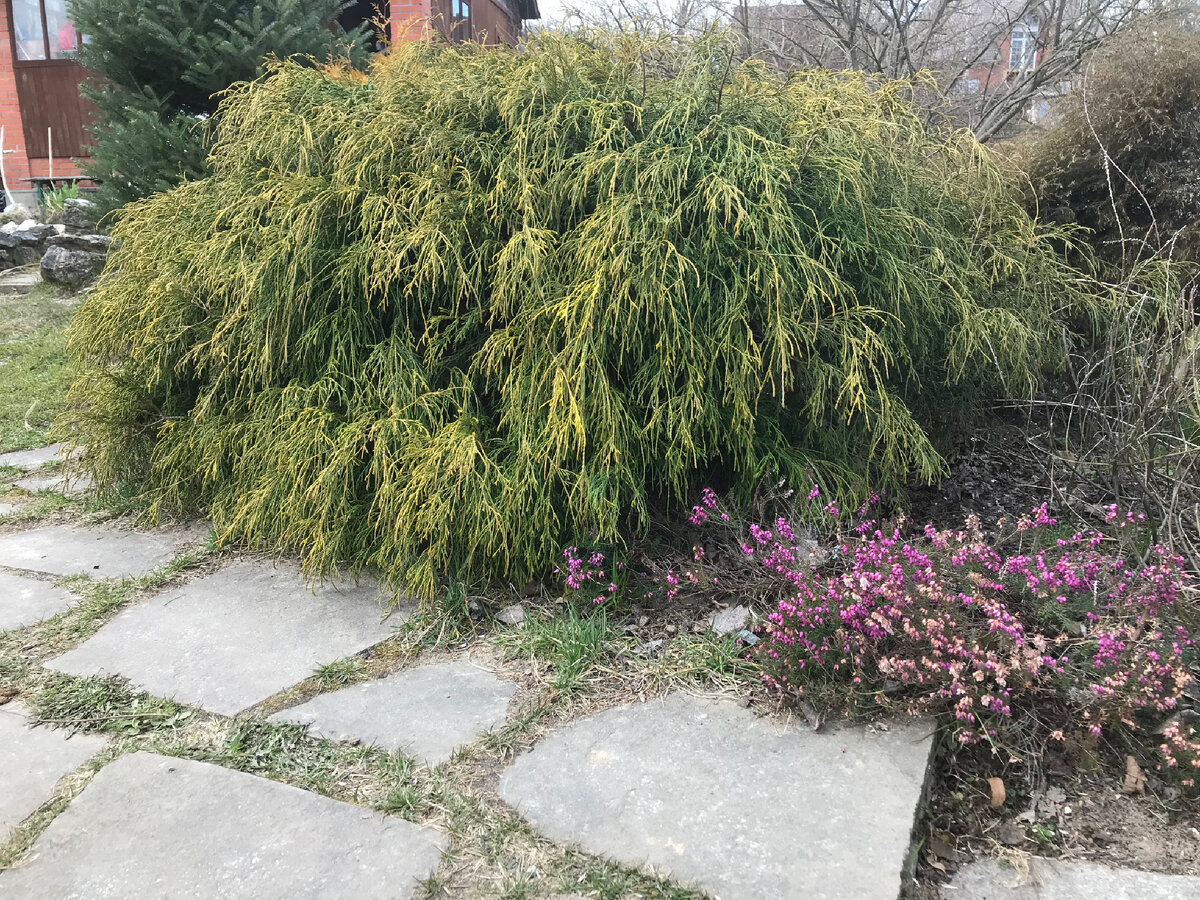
[
  {"xmin": 0, "ymin": 0, "xmax": 87, "ymax": 208},
  {"xmin": 0, "ymin": 0, "xmax": 539, "ymax": 209}
]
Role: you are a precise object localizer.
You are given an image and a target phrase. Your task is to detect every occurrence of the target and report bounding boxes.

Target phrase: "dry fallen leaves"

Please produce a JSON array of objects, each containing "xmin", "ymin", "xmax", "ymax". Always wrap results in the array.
[
  {"xmin": 1122, "ymin": 755, "xmax": 1147, "ymax": 794},
  {"xmin": 987, "ymin": 776, "xmax": 1007, "ymax": 808}
]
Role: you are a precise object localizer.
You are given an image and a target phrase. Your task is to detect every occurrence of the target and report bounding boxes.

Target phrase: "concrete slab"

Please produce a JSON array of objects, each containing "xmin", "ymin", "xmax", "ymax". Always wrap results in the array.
[
  {"xmin": 0, "ymin": 525, "xmax": 184, "ymax": 577},
  {"xmin": 13, "ymin": 472, "xmax": 92, "ymax": 495},
  {"xmin": 0, "ymin": 704, "xmax": 106, "ymax": 842},
  {"xmin": 271, "ymin": 659, "xmax": 515, "ymax": 765},
  {"xmin": 499, "ymin": 692, "xmax": 933, "ymax": 900},
  {"xmin": 0, "ymin": 751, "xmax": 446, "ymax": 899},
  {"xmin": 0, "ymin": 269, "xmax": 42, "ymax": 296},
  {"xmin": 47, "ymin": 559, "xmax": 409, "ymax": 715},
  {"xmin": 0, "ymin": 443, "xmax": 68, "ymax": 469},
  {"xmin": 951, "ymin": 858, "xmax": 1200, "ymax": 899},
  {"xmin": 0, "ymin": 571, "xmax": 77, "ymax": 630}
]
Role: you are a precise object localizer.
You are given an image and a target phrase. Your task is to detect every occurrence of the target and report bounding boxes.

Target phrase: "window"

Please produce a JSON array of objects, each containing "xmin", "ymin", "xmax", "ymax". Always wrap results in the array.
[
  {"xmin": 1009, "ymin": 14, "xmax": 1038, "ymax": 71},
  {"xmin": 45, "ymin": 0, "xmax": 78, "ymax": 58},
  {"xmin": 450, "ymin": 0, "xmax": 471, "ymax": 39},
  {"xmin": 10, "ymin": 0, "xmax": 78, "ymax": 61}
]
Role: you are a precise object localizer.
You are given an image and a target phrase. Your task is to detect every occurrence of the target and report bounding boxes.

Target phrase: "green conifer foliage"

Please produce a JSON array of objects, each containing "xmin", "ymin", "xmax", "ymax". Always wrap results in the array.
[
  {"xmin": 72, "ymin": 0, "xmax": 370, "ymax": 211},
  {"xmin": 66, "ymin": 32, "xmax": 1090, "ymax": 597}
]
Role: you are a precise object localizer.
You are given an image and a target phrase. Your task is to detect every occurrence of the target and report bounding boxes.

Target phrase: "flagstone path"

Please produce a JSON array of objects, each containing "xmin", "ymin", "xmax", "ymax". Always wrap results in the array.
[
  {"xmin": 0, "ymin": 704, "xmax": 105, "ymax": 842},
  {"xmin": 47, "ymin": 558, "xmax": 408, "ymax": 716},
  {"xmin": 0, "ymin": 525, "xmax": 184, "ymax": 578},
  {"xmin": 0, "ymin": 571, "xmax": 76, "ymax": 631},
  {"xmin": 2, "ymin": 458, "xmax": 1197, "ymax": 899},
  {"xmin": 500, "ymin": 692, "xmax": 933, "ymax": 900},
  {"xmin": 270, "ymin": 658, "xmax": 516, "ymax": 765},
  {"xmin": 950, "ymin": 857, "xmax": 1200, "ymax": 899},
  {"xmin": 0, "ymin": 752, "xmax": 445, "ymax": 900}
]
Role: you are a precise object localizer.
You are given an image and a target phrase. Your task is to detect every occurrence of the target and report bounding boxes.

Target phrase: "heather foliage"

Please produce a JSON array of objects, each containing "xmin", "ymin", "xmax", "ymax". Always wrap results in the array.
[
  {"xmin": 713, "ymin": 495, "xmax": 1199, "ymax": 785},
  {"xmin": 69, "ymin": 31, "xmax": 1090, "ymax": 597}
]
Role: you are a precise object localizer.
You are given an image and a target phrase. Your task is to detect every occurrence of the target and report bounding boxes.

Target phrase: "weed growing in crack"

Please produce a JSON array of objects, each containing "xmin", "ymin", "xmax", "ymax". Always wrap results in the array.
[
  {"xmin": 498, "ymin": 605, "xmax": 615, "ymax": 695},
  {"xmin": 312, "ymin": 657, "xmax": 360, "ymax": 689},
  {"xmin": 33, "ymin": 674, "xmax": 193, "ymax": 736}
]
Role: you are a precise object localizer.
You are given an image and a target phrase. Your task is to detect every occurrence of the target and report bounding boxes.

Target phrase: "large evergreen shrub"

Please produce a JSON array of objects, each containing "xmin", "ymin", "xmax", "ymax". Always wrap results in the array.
[
  {"xmin": 72, "ymin": 0, "xmax": 370, "ymax": 212},
  {"xmin": 67, "ymin": 32, "xmax": 1090, "ymax": 597}
]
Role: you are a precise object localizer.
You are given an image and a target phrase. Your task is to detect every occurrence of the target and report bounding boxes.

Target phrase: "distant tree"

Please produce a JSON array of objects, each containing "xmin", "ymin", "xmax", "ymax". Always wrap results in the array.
[
  {"xmin": 71, "ymin": 0, "xmax": 371, "ymax": 211},
  {"xmin": 561, "ymin": 0, "xmax": 1196, "ymax": 141},
  {"xmin": 1022, "ymin": 24, "xmax": 1200, "ymax": 268}
]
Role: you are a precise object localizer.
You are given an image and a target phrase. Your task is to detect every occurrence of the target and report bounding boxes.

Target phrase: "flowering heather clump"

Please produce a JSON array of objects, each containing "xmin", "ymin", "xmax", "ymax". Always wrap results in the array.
[
  {"xmin": 554, "ymin": 546, "xmax": 624, "ymax": 605},
  {"xmin": 719, "ymin": 494, "xmax": 1198, "ymax": 783}
]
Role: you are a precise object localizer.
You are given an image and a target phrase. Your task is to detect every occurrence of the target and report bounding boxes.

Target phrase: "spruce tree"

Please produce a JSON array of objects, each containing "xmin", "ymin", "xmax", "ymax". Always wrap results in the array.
[{"xmin": 71, "ymin": 0, "xmax": 370, "ymax": 212}]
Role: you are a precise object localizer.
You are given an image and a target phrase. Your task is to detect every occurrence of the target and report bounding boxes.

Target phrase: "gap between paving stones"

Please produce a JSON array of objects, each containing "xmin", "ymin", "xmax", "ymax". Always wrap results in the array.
[{"xmin": 1, "ymin": 670, "xmax": 713, "ymax": 900}]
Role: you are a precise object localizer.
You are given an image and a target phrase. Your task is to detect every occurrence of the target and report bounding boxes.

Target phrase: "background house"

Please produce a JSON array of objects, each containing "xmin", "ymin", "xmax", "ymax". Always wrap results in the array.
[
  {"xmin": 0, "ymin": 0, "xmax": 540, "ymax": 209},
  {"xmin": 0, "ymin": 0, "xmax": 87, "ymax": 209}
]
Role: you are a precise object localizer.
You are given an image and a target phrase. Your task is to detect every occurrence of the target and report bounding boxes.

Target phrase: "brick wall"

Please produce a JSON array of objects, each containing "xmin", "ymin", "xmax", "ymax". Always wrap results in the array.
[
  {"xmin": 0, "ymin": 0, "xmax": 34, "ymax": 206},
  {"xmin": 0, "ymin": 2, "xmax": 86, "ymax": 208},
  {"xmin": 391, "ymin": 0, "xmax": 434, "ymax": 42}
]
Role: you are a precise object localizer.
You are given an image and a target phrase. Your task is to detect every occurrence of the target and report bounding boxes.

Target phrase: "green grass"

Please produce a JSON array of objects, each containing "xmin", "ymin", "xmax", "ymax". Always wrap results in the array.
[
  {"xmin": 312, "ymin": 657, "xmax": 361, "ymax": 689},
  {"xmin": 498, "ymin": 605, "xmax": 615, "ymax": 695},
  {"xmin": 0, "ymin": 282, "xmax": 76, "ymax": 453}
]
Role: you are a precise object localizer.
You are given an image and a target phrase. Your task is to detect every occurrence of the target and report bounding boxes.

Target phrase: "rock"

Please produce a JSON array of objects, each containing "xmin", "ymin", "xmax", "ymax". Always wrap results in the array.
[
  {"xmin": 0, "ymin": 443, "xmax": 70, "ymax": 469},
  {"xmin": 0, "ymin": 221, "xmax": 16, "ymax": 234},
  {"xmin": 7, "ymin": 244, "xmax": 39, "ymax": 266},
  {"xmin": 951, "ymin": 857, "xmax": 1200, "ymax": 899},
  {"xmin": 15, "ymin": 223, "xmax": 58, "ymax": 250},
  {"xmin": 0, "ymin": 204, "xmax": 32, "ymax": 225},
  {"xmin": 0, "ymin": 704, "xmax": 106, "ymax": 843},
  {"xmin": 16, "ymin": 218, "xmax": 36, "ymax": 231},
  {"xmin": 0, "ymin": 525, "xmax": 189, "ymax": 577},
  {"xmin": 0, "ymin": 231, "xmax": 21, "ymax": 250},
  {"xmin": 45, "ymin": 231, "xmax": 111, "ymax": 253},
  {"xmin": 496, "ymin": 603, "xmax": 525, "ymax": 626},
  {"xmin": 47, "ymin": 558, "xmax": 410, "ymax": 716},
  {"xmin": 40, "ymin": 244, "xmax": 107, "ymax": 288},
  {"xmin": 0, "ymin": 752, "xmax": 446, "ymax": 899},
  {"xmin": 707, "ymin": 604, "xmax": 751, "ymax": 635},
  {"xmin": 0, "ymin": 572, "xmax": 78, "ymax": 631},
  {"xmin": 270, "ymin": 658, "xmax": 515, "ymax": 765},
  {"xmin": 60, "ymin": 196, "xmax": 97, "ymax": 232},
  {"xmin": 499, "ymin": 692, "xmax": 934, "ymax": 900}
]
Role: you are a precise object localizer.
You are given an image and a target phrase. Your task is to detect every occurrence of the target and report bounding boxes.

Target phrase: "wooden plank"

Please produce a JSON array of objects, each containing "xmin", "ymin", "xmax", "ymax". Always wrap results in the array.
[{"xmin": 13, "ymin": 60, "xmax": 92, "ymax": 158}]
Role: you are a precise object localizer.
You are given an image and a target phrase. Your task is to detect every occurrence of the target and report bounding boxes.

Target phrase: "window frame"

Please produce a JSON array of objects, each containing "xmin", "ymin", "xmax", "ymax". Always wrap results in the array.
[
  {"xmin": 448, "ymin": 0, "xmax": 472, "ymax": 41},
  {"xmin": 8, "ymin": 0, "xmax": 79, "ymax": 67},
  {"xmin": 1008, "ymin": 14, "xmax": 1039, "ymax": 71}
]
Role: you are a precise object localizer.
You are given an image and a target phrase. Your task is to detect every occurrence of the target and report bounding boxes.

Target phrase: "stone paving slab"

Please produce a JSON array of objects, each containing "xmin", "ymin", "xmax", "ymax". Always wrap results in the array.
[
  {"xmin": 0, "ymin": 571, "xmax": 77, "ymax": 630},
  {"xmin": 0, "ymin": 525, "xmax": 184, "ymax": 577},
  {"xmin": 270, "ymin": 658, "xmax": 516, "ymax": 765},
  {"xmin": 499, "ymin": 692, "xmax": 933, "ymax": 900},
  {"xmin": 0, "ymin": 443, "xmax": 67, "ymax": 469},
  {"xmin": 0, "ymin": 751, "xmax": 446, "ymax": 899},
  {"xmin": 13, "ymin": 472, "xmax": 93, "ymax": 495},
  {"xmin": 47, "ymin": 559, "xmax": 409, "ymax": 715},
  {"xmin": 952, "ymin": 858, "xmax": 1200, "ymax": 899},
  {"xmin": 0, "ymin": 703, "xmax": 106, "ymax": 842}
]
